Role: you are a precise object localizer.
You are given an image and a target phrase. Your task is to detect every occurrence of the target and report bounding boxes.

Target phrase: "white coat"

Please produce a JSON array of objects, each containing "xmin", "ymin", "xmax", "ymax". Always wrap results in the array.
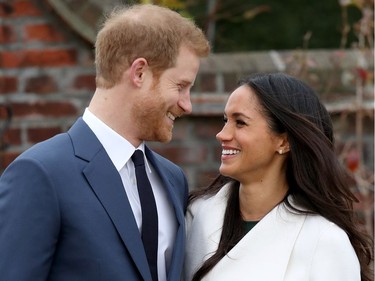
[{"xmin": 184, "ymin": 183, "xmax": 360, "ymax": 281}]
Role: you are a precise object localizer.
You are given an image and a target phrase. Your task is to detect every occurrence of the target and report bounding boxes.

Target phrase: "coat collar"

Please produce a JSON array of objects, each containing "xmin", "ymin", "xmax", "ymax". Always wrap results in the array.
[{"xmin": 202, "ymin": 183, "xmax": 306, "ymax": 281}]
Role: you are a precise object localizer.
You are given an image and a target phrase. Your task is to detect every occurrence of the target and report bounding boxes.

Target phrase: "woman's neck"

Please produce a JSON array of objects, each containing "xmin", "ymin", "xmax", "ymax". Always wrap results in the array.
[{"xmin": 239, "ymin": 179, "xmax": 288, "ymax": 221}]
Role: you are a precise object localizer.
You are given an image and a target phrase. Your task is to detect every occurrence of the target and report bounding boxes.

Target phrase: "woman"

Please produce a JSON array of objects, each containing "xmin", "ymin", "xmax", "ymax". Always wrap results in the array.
[{"xmin": 184, "ymin": 73, "xmax": 373, "ymax": 281}]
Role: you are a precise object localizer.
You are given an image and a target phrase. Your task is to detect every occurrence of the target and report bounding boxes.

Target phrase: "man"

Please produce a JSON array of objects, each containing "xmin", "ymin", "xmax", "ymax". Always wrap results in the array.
[{"xmin": 0, "ymin": 4, "xmax": 210, "ymax": 281}]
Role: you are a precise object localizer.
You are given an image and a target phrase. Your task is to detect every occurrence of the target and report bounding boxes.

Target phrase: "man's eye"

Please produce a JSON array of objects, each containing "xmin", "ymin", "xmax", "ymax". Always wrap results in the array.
[
  {"xmin": 223, "ymin": 116, "xmax": 228, "ymax": 123},
  {"xmin": 177, "ymin": 84, "xmax": 186, "ymax": 91}
]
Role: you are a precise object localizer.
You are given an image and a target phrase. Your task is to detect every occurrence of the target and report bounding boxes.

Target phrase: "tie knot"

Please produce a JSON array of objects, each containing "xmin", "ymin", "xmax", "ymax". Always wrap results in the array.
[{"xmin": 132, "ymin": 150, "xmax": 145, "ymax": 167}]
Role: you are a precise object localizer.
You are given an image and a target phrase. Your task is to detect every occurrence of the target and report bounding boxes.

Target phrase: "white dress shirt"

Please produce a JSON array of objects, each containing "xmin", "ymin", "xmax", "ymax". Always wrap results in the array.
[{"xmin": 83, "ymin": 108, "xmax": 177, "ymax": 281}]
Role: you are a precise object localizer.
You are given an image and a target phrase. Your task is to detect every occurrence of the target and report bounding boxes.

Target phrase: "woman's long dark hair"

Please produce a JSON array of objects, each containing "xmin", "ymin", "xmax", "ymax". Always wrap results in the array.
[{"xmin": 189, "ymin": 73, "xmax": 373, "ymax": 281}]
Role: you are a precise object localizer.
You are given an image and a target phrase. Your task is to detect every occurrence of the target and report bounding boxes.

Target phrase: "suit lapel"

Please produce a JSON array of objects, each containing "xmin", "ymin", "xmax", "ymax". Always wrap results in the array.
[
  {"xmin": 145, "ymin": 147, "xmax": 185, "ymax": 224},
  {"xmin": 69, "ymin": 119, "xmax": 151, "ymax": 281},
  {"xmin": 145, "ymin": 147, "xmax": 186, "ymax": 281}
]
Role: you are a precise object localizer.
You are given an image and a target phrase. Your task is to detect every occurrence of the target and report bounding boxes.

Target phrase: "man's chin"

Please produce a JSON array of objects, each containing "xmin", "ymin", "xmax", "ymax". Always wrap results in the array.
[
  {"xmin": 158, "ymin": 134, "xmax": 172, "ymax": 143},
  {"xmin": 146, "ymin": 131, "xmax": 172, "ymax": 143}
]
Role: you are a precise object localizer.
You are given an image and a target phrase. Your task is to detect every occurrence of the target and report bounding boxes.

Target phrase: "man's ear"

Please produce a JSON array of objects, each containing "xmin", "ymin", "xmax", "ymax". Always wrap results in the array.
[{"xmin": 129, "ymin": 58, "xmax": 149, "ymax": 87}]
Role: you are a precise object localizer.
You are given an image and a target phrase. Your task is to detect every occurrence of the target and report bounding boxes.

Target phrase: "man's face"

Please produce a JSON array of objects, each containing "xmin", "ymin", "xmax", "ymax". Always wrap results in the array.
[{"xmin": 132, "ymin": 46, "xmax": 200, "ymax": 143}]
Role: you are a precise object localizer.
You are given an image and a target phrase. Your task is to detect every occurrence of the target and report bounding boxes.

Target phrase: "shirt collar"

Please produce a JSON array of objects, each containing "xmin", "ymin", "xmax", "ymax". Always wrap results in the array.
[{"xmin": 82, "ymin": 108, "xmax": 151, "ymax": 172}]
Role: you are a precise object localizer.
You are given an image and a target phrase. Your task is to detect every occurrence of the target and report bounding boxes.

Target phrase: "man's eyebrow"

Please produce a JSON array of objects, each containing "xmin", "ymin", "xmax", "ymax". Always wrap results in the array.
[{"xmin": 179, "ymin": 79, "xmax": 193, "ymax": 86}]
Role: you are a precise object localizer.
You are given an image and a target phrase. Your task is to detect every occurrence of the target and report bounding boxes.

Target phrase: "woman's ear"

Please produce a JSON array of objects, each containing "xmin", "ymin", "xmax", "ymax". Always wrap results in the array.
[
  {"xmin": 277, "ymin": 133, "xmax": 290, "ymax": 155},
  {"xmin": 129, "ymin": 58, "xmax": 149, "ymax": 87}
]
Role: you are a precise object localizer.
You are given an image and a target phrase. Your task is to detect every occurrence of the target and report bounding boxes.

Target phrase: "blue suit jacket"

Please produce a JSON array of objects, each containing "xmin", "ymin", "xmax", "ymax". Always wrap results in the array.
[{"xmin": 0, "ymin": 118, "xmax": 188, "ymax": 281}]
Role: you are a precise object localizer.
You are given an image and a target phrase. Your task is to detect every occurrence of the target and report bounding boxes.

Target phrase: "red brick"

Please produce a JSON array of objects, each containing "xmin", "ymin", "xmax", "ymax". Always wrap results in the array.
[
  {"xmin": 27, "ymin": 127, "xmax": 61, "ymax": 143},
  {"xmin": 25, "ymin": 23, "xmax": 65, "ymax": 43},
  {"xmin": 194, "ymin": 119, "xmax": 223, "ymax": 139},
  {"xmin": 0, "ymin": 3, "xmax": 12, "ymax": 17},
  {"xmin": 0, "ymin": 76, "xmax": 18, "ymax": 93},
  {"xmin": 170, "ymin": 119, "xmax": 189, "ymax": 141},
  {"xmin": 25, "ymin": 75, "xmax": 57, "ymax": 94},
  {"xmin": 73, "ymin": 74, "xmax": 96, "ymax": 91},
  {"xmin": 153, "ymin": 146, "xmax": 208, "ymax": 165},
  {"xmin": 3, "ymin": 128, "xmax": 21, "ymax": 146},
  {"xmin": 0, "ymin": 103, "xmax": 13, "ymax": 120},
  {"xmin": 0, "ymin": 1, "xmax": 41, "ymax": 17},
  {"xmin": 11, "ymin": 101, "xmax": 77, "ymax": 117},
  {"xmin": 0, "ymin": 151, "xmax": 20, "ymax": 170},
  {"xmin": 0, "ymin": 49, "xmax": 77, "ymax": 68},
  {"xmin": 0, "ymin": 25, "xmax": 16, "ymax": 44},
  {"xmin": 0, "ymin": 51, "xmax": 22, "ymax": 68}
]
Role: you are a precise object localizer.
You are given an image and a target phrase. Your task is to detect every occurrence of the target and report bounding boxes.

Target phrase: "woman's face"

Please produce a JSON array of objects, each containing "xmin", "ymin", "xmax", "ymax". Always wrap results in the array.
[{"xmin": 216, "ymin": 85, "xmax": 286, "ymax": 184}]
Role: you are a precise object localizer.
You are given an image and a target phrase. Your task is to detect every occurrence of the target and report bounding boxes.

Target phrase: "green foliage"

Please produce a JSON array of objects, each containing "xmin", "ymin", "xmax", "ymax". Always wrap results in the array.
[
  {"xmin": 186, "ymin": 0, "xmax": 366, "ymax": 52},
  {"xmin": 138, "ymin": 0, "xmax": 186, "ymax": 10}
]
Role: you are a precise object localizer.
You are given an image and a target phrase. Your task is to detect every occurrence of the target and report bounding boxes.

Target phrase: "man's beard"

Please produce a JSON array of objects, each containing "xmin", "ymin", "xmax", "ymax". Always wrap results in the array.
[{"xmin": 132, "ymin": 85, "xmax": 173, "ymax": 143}]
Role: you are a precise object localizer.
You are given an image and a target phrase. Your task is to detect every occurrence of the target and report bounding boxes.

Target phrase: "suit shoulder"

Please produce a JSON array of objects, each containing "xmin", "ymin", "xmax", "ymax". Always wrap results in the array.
[
  {"xmin": 151, "ymin": 151, "xmax": 178, "ymax": 166},
  {"xmin": 15, "ymin": 132, "xmax": 72, "ymax": 163},
  {"xmin": 148, "ymin": 149, "xmax": 184, "ymax": 174}
]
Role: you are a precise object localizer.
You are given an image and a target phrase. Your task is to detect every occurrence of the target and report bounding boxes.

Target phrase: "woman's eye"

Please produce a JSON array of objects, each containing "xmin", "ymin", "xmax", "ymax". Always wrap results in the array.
[
  {"xmin": 223, "ymin": 117, "xmax": 228, "ymax": 123},
  {"xmin": 236, "ymin": 120, "xmax": 246, "ymax": 126}
]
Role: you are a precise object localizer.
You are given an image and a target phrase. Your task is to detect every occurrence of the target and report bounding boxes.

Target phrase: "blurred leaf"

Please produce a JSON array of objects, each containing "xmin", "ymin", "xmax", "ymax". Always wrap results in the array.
[
  {"xmin": 158, "ymin": 0, "xmax": 186, "ymax": 9},
  {"xmin": 243, "ymin": 5, "xmax": 270, "ymax": 20}
]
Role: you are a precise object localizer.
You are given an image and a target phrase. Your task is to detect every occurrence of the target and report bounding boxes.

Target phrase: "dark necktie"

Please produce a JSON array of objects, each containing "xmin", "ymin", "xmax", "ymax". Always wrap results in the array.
[{"xmin": 131, "ymin": 150, "xmax": 159, "ymax": 281}]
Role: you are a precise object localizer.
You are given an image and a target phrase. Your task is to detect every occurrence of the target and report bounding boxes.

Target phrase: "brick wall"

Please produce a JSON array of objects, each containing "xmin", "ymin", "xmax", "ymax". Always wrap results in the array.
[
  {"xmin": 0, "ymin": 0, "xmax": 374, "ymax": 234},
  {"xmin": 0, "ymin": 0, "xmax": 96, "ymax": 166}
]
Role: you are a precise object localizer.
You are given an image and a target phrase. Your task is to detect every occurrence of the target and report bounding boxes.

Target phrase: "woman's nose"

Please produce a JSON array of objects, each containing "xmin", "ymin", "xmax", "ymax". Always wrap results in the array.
[{"xmin": 216, "ymin": 125, "xmax": 230, "ymax": 141}]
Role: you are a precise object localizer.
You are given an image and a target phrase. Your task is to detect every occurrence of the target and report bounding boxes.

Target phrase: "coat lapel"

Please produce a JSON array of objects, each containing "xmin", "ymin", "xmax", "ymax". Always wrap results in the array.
[
  {"xmin": 68, "ymin": 119, "xmax": 151, "ymax": 281},
  {"xmin": 204, "ymin": 185, "xmax": 306, "ymax": 281}
]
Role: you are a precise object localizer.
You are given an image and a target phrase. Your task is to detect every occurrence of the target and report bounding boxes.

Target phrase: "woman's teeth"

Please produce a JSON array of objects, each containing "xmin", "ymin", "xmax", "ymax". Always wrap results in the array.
[{"xmin": 222, "ymin": 149, "xmax": 240, "ymax": 155}]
